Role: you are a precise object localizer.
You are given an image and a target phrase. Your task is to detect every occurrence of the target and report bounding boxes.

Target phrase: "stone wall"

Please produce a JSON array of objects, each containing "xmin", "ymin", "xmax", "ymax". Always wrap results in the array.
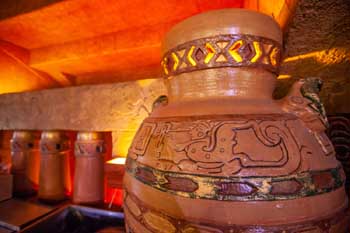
[{"xmin": 275, "ymin": 0, "xmax": 350, "ymax": 114}]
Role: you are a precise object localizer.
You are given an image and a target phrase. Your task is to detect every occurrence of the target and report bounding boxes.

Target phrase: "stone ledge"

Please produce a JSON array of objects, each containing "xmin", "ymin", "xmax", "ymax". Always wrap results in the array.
[{"xmin": 0, "ymin": 78, "xmax": 166, "ymax": 131}]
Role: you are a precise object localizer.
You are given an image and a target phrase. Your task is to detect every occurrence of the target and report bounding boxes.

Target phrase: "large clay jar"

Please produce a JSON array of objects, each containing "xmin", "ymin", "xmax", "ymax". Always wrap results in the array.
[{"xmin": 123, "ymin": 9, "xmax": 349, "ymax": 232}]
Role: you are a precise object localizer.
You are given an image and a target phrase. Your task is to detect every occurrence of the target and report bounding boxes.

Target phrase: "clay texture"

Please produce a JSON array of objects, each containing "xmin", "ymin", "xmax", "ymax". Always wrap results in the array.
[{"xmin": 123, "ymin": 9, "xmax": 349, "ymax": 232}]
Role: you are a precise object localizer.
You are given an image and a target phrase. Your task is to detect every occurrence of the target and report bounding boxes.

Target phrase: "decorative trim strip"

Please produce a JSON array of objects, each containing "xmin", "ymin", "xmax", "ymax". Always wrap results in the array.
[
  {"xmin": 126, "ymin": 158, "xmax": 344, "ymax": 201},
  {"xmin": 40, "ymin": 140, "xmax": 70, "ymax": 153},
  {"xmin": 123, "ymin": 190, "xmax": 349, "ymax": 233},
  {"xmin": 75, "ymin": 140, "xmax": 106, "ymax": 156},
  {"xmin": 11, "ymin": 139, "xmax": 38, "ymax": 152},
  {"xmin": 161, "ymin": 34, "xmax": 282, "ymax": 77}
]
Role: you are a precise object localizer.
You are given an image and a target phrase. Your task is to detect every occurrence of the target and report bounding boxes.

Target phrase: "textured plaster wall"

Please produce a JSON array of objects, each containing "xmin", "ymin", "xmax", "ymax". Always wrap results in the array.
[{"xmin": 275, "ymin": 0, "xmax": 350, "ymax": 114}]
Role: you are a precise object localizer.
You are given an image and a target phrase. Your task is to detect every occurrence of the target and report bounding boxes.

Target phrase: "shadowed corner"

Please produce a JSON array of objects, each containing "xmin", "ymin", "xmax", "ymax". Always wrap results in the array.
[{"xmin": 274, "ymin": 46, "xmax": 350, "ymax": 114}]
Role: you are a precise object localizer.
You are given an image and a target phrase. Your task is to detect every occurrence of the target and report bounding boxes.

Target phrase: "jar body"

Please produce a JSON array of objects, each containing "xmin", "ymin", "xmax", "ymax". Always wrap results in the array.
[
  {"xmin": 124, "ymin": 106, "xmax": 348, "ymax": 232},
  {"xmin": 10, "ymin": 132, "xmax": 39, "ymax": 196},
  {"xmin": 73, "ymin": 155, "xmax": 104, "ymax": 204},
  {"xmin": 39, "ymin": 152, "xmax": 66, "ymax": 201},
  {"xmin": 123, "ymin": 9, "xmax": 348, "ymax": 232},
  {"xmin": 73, "ymin": 132, "xmax": 105, "ymax": 205}
]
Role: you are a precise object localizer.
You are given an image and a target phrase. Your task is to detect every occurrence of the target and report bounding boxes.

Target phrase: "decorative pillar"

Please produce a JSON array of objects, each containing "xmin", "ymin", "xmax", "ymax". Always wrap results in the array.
[
  {"xmin": 0, "ymin": 131, "xmax": 12, "ymax": 173},
  {"xmin": 39, "ymin": 131, "xmax": 69, "ymax": 202},
  {"xmin": 73, "ymin": 131, "xmax": 105, "ymax": 205},
  {"xmin": 10, "ymin": 130, "xmax": 40, "ymax": 196}
]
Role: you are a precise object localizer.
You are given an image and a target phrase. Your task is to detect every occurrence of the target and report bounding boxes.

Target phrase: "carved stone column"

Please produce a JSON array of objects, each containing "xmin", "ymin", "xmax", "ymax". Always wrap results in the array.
[
  {"xmin": 10, "ymin": 130, "xmax": 39, "ymax": 196},
  {"xmin": 39, "ymin": 131, "xmax": 69, "ymax": 202},
  {"xmin": 0, "ymin": 131, "xmax": 12, "ymax": 172},
  {"xmin": 73, "ymin": 131, "xmax": 105, "ymax": 205}
]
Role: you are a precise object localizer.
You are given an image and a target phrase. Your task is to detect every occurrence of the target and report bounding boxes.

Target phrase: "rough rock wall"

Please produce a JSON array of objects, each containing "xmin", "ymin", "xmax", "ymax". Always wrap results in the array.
[{"xmin": 275, "ymin": 0, "xmax": 350, "ymax": 114}]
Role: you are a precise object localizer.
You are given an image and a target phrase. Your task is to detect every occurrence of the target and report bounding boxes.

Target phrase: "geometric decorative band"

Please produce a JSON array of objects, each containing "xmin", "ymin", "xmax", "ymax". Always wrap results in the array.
[
  {"xmin": 161, "ymin": 34, "xmax": 282, "ymax": 77},
  {"xmin": 40, "ymin": 140, "xmax": 70, "ymax": 153},
  {"xmin": 75, "ymin": 140, "xmax": 106, "ymax": 156},
  {"xmin": 126, "ymin": 158, "xmax": 344, "ymax": 201},
  {"xmin": 124, "ymin": 190, "xmax": 349, "ymax": 233}
]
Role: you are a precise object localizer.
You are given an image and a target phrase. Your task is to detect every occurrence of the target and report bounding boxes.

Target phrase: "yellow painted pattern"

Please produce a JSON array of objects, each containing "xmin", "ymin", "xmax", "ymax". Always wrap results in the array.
[
  {"xmin": 204, "ymin": 43, "xmax": 215, "ymax": 64},
  {"xmin": 251, "ymin": 41, "xmax": 262, "ymax": 63},
  {"xmin": 161, "ymin": 57, "xmax": 168, "ymax": 75},
  {"xmin": 187, "ymin": 46, "xmax": 197, "ymax": 66},
  {"xmin": 171, "ymin": 52, "xmax": 179, "ymax": 71},
  {"xmin": 270, "ymin": 47, "xmax": 279, "ymax": 66},
  {"xmin": 228, "ymin": 40, "xmax": 243, "ymax": 62}
]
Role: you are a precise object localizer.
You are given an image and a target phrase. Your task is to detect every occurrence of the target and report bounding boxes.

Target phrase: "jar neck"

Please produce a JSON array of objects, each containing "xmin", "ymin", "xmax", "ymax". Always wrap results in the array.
[{"xmin": 166, "ymin": 67, "xmax": 276, "ymax": 102}]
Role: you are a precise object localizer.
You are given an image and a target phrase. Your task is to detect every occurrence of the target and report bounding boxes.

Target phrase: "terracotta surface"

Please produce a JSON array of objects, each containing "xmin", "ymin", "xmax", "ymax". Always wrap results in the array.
[
  {"xmin": 10, "ymin": 131, "xmax": 39, "ymax": 196},
  {"xmin": 123, "ymin": 9, "xmax": 349, "ymax": 232},
  {"xmin": 73, "ymin": 131, "xmax": 105, "ymax": 205},
  {"xmin": 38, "ymin": 131, "xmax": 69, "ymax": 202}
]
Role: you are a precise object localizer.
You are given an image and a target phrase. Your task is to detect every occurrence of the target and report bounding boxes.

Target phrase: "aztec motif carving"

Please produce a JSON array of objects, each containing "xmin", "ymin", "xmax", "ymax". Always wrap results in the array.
[
  {"xmin": 10, "ymin": 135, "xmax": 38, "ymax": 152},
  {"xmin": 328, "ymin": 115, "xmax": 350, "ymax": 191},
  {"xmin": 40, "ymin": 140, "xmax": 70, "ymax": 153},
  {"xmin": 129, "ymin": 115, "xmax": 306, "ymax": 177},
  {"xmin": 161, "ymin": 34, "xmax": 281, "ymax": 77},
  {"xmin": 126, "ymin": 157, "xmax": 344, "ymax": 201},
  {"xmin": 281, "ymin": 78, "xmax": 335, "ymax": 156},
  {"xmin": 123, "ymin": 190, "xmax": 349, "ymax": 233},
  {"xmin": 75, "ymin": 140, "xmax": 106, "ymax": 155}
]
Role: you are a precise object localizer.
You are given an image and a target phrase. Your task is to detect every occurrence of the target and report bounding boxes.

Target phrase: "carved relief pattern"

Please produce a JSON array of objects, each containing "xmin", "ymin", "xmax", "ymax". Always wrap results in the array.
[
  {"xmin": 129, "ymin": 115, "xmax": 307, "ymax": 177},
  {"xmin": 161, "ymin": 34, "xmax": 282, "ymax": 77},
  {"xmin": 300, "ymin": 78, "xmax": 328, "ymax": 128},
  {"xmin": 75, "ymin": 140, "xmax": 106, "ymax": 156},
  {"xmin": 40, "ymin": 140, "xmax": 70, "ymax": 153},
  {"xmin": 328, "ymin": 115, "xmax": 350, "ymax": 192},
  {"xmin": 10, "ymin": 139, "xmax": 38, "ymax": 152},
  {"xmin": 282, "ymin": 78, "xmax": 335, "ymax": 157},
  {"xmin": 123, "ymin": 190, "xmax": 349, "ymax": 233},
  {"xmin": 126, "ymin": 157, "xmax": 344, "ymax": 201}
]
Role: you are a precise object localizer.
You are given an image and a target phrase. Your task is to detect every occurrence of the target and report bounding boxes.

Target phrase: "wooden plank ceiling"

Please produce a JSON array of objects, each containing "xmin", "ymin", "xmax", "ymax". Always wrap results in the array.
[{"xmin": 0, "ymin": 0, "xmax": 297, "ymax": 93}]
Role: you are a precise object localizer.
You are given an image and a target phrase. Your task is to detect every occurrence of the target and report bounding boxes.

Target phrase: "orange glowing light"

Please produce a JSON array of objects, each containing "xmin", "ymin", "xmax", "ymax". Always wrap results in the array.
[
  {"xmin": 107, "ymin": 157, "xmax": 126, "ymax": 165},
  {"xmin": 277, "ymin": 75, "xmax": 291, "ymax": 79},
  {"xmin": 204, "ymin": 43, "xmax": 215, "ymax": 64},
  {"xmin": 283, "ymin": 48, "xmax": 348, "ymax": 65},
  {"xmin": 229, "ymin": 40, "xmax": 243, "ymax": 62},
  {"xmin": 251, "ymin": 41, "xmax": 262, "ymax": 63}
]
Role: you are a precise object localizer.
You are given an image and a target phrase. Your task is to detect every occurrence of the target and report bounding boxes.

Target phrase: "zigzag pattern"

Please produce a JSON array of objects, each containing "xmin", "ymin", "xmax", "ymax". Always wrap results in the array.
[{"xmin": 161, "ymin": 34, "xmax": 282, "ymax": 77}]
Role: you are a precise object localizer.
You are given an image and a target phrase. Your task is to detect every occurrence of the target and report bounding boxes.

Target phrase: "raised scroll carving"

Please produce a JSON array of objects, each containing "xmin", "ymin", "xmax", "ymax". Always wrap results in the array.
[{"xmin": 129, "ymin": 115, "xmax": 302, "ymax": 176}]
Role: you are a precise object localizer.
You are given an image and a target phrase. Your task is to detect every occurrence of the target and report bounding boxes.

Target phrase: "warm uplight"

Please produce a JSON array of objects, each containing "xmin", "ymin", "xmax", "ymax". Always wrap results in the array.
[
  {"xmin": 283, "ymin": 48, "xmax": 348, "ymax": 65},
  {"xmin": 107, "ymin": 157, "xmax": 126, "ymax": 165},
  {"xmin": 277, "ymin": 75, "xmax": 291, "ymax": 79}
]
